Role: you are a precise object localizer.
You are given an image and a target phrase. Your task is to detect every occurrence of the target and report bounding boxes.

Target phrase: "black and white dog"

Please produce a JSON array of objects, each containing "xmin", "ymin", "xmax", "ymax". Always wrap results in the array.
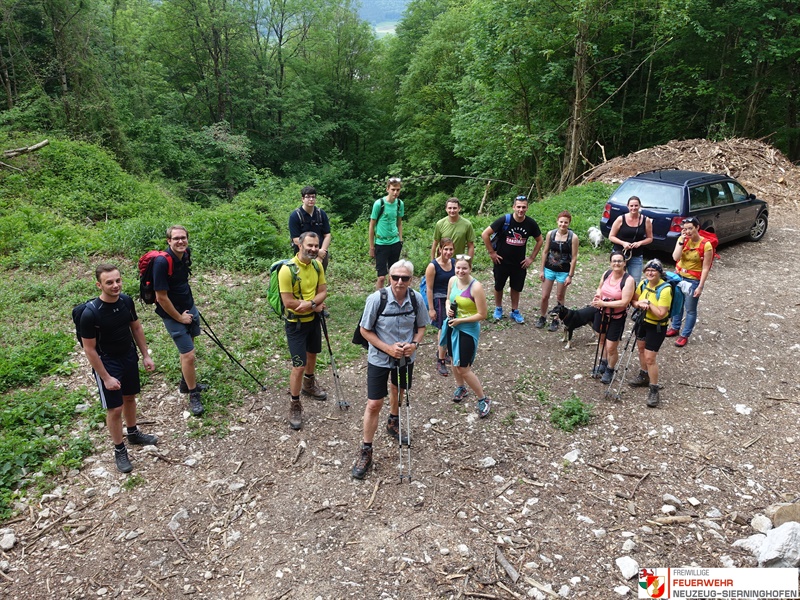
[{"xmin": 549, "ymin": 303, "xmax": 598, "ymax": 349}]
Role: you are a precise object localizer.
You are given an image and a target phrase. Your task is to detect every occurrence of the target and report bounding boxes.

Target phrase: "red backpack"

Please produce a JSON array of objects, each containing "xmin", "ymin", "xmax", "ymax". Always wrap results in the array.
[{"xmin": 138, "ymin": 251, "xmax": 173, "ymax": 304}]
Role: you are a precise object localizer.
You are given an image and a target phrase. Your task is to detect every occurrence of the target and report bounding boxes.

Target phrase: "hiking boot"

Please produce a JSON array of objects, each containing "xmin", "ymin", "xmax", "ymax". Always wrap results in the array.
[
  {"xmin": 477, "ymin": 397, "xmax": 492, "ymax": 418},
  {"xmin": 646, "ymin": 385, "xmax": 660, "ymax": 408},
  {"xmin": 114, "ymin": 447, "xmax": 133, "ymax": 473},
  {"xmin": 628, "ymin": 370, "xmax": 650, "ymax": 387},
  {"xmin": 453, "ymin": 385, "xmax": 469, "ymax": 403},
  {"xmin": 351, "ymin": 446, "xmax": 373, "ymax": 480},
  {"xmin": 492, "ymin": 307, "xmax": 503, "ymax": 321},
  {"xmin": 591, "ymin": 360, "xmax": 607, "ymax": 378},
  {"xmin": 179, "ymin": 378, "xmax": 209, "ymax": 394},
  {"xmin": 535, "ymin": 315, "xmax": 547, "ymax": 329},
  {"xmin": 675, "ymin": 335, "xmax": 688, "ymax": 347},
  {"xmin": 289, "ymin": 399, "xmax": 303, "ymax": 430},
  {"xmin": 127, "ymin": 429, "xmax": 158, "ymax": 446},
  {"xmin": 548, "ymin": 318, "xmax": 560, "ymax": 332},
  {"xmin": 665, "ymin": 327, "xmax": 679, "ymax": 337},
  {"xmin": 444, "ymin": 353, "xmax": 452, "ymax": 365},
  {"xmin": 386, "ymin": 415, "xmax": 409, "ymax": 445},
  {"xmin": 189, "ymin": 391, "xmax": 204, "ymax": 417},
  {"xmin": 436, "ymin": 359, "xmax": 449, "ymax": 377},
  {"xmin": 301, "ymin": 373, "xmax": 328, "ymax": 400},
  {"xmin": 510, "ymin": 309, "xmax": 525, "ymax": 324},
  {"xmin": 600, "ymin": 367, "xmax": 615, "ymax": 385}
]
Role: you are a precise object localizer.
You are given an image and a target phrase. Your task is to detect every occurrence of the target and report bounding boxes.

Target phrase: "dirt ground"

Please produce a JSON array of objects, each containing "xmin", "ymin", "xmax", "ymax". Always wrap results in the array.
[{"xmin": 3, "ymin": 140, "xmax": 800, "ymax": 599}]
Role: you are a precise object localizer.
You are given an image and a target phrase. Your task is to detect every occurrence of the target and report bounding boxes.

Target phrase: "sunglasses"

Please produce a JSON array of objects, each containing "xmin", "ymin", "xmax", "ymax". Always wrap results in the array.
[
  {"xmin": 455, "ymin": 254, "xmax": 471, "ymax": 261},
  {"xmin": 515, "ymin": 195, "xmax": 527, "ymax": 201},
  {"xmin": 390, "ymin": 275, "xmax": 411, "ymax": 282},
  {"xmin": 388, "ymin": 177, "xmax": 402, "ymax": 184}
]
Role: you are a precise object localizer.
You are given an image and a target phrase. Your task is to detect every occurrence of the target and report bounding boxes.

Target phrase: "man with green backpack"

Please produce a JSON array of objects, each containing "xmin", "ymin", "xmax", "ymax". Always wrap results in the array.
[{"xmin": 277, "ymin": 231, "xmax": 328, "ymax": 430}]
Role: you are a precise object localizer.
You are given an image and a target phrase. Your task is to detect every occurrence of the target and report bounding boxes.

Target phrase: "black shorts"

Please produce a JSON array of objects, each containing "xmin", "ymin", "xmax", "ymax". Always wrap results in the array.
[
  {"xmin": 636, "ymin": 320, "xmax": 667, "ymax": 352},
  {"xmin": 592, "ymin": 311, "xmax": 626, "ymax": 342},
  {"xmin": 446, "ymin": 330, "xmax": 477, "ymax": 368},
  {"xmin": 375, "ymin": 241, "xmax": 403, "ymax": 277},
  {"xmin": 493, "ymin": 262, "xmax": 527, "ymax": 292},
  {"xmin": 94, "ymin": 345, "xmax": 141, "ymax": 410},
  {"xmin": 367, "ymin": 362, "xmax": 414, "ymax": 400},
  {"xmin": 284, "ymin": 316, "xmax": 322, "ymax": 367}
]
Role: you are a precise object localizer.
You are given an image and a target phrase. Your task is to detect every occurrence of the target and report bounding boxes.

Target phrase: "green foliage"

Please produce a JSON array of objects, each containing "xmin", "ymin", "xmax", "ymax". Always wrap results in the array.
[
  {"xmin": 0, "ymin": 332, "xmax": 76, "ymax": 393},
  {"xmin": 0, "ymin": 386, "xmax": 100, "ymax": 519},
  {"xmin": 549, "ymin": 393, "xmax": 593, "ymax": 433},
  {"xmin": 122, "ymin": 473, "xmax": 146, "ymax": 490}
]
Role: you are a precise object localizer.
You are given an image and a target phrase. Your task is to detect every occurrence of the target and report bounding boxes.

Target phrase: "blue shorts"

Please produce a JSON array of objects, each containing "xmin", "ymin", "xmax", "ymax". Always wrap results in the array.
[
  {"xmin": 543, "ymin": 268, "xmax": 569, "ymax": 284},
  {"xmin": 94, "ymin": 345, "xmax": 141, "ymax": 410},
  {"xmin": 161, "ymin": 305, "xmax": 201, "ymax": 354}
]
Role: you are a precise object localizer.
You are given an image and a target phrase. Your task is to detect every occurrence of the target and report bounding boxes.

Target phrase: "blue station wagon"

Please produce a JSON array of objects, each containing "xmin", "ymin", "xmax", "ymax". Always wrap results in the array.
[{"xmin": 599, "ymin": 170, "xmax": 769, "ymax": 253}]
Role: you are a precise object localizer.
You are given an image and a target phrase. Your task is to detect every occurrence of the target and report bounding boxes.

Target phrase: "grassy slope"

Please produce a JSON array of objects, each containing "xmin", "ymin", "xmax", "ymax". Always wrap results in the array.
[{"xmin": 0, "ymin": 135, "xmax": 615, "ymax": 518}]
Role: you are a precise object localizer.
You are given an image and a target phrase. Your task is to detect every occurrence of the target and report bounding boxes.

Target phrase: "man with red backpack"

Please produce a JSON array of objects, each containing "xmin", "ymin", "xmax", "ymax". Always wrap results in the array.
[
  {"xmin": 667, "ymin": 217, "xmax": 714, "ymax": 347},
  {"xmin": 153, "ymin": 225, "xmax": 206, "ymax": 416}
]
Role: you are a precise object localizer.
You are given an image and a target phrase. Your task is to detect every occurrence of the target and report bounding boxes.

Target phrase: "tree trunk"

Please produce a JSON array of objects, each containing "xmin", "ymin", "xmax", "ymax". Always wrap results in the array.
[{"xmin": 559, "ymin": 18, "xmax": 589, "ymax": 192}]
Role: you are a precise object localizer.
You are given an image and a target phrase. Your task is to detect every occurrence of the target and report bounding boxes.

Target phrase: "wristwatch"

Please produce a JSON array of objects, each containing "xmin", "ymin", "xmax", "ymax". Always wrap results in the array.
[
  {"xmin": 311, "ymin": 301, "xmax": 317, "ymax": 310},
  {"xmin": 411, "ymin": 341, "xmax": 419, "ymax": 348}
]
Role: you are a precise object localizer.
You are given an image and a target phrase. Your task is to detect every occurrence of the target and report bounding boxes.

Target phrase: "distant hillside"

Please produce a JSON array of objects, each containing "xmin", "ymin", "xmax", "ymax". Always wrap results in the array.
[{"xmin": 358, "ymin": 0, "xmax": 407, "ymax": 25}]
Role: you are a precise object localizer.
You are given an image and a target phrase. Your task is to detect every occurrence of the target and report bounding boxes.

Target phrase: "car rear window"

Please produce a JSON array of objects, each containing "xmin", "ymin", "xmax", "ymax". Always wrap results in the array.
[{"xmin": 609, "ymin": 180, "xmax": 683, "ymax": 214}]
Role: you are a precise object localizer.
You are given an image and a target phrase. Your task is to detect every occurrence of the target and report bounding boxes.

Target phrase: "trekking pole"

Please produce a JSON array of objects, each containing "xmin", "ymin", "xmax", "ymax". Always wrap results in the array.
[
  {"xmin": 591, "ymin": 310, "xmax": 610, "ymax": 378},
  {"xmin": 197, "ymin": 312, "xmax": 267, "ymax": 391},
  {"xmin": 604, "ymin": 308, "xmax": 643, "ymax": 401},
  {"xmin": 395, "ymin": 359, "xmax": 412, "ymax": 483},
  {"xmin": 319, "ymin": 312, "xmax": 348, "ymax": 410}
]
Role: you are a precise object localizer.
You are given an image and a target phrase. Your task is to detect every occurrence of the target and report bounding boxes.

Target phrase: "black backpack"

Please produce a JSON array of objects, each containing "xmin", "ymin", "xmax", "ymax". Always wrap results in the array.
[
  {"xmin": 72, "ymin": 298, "xmax": 101, "ymax": 347},
  {"xmin": 291, "ymin": 207, "xmax": 324, "ymax": 253},
  {"xmin": 352, "ymin": 288, "xmax": 419, "ymax": 348}
]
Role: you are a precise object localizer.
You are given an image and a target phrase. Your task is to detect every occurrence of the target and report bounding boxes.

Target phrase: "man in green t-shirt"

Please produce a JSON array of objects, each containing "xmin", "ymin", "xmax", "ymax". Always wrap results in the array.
[
  {"xmin": 279, "ymin": 232, "xmax": 328, "ymax": 430},
  {"xmin": 369, "ymin": 177, "xmax": 404, "ymax": 290},
  {"xmin": 431, "ymin": 197, "xmax": 475, "ymax": 259}
]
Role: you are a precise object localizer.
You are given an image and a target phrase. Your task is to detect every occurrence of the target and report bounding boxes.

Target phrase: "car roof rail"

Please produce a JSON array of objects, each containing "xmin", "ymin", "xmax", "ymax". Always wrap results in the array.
[{"xmin": 637, "ymin": 168, "xmax": 679, "ymax": 178}]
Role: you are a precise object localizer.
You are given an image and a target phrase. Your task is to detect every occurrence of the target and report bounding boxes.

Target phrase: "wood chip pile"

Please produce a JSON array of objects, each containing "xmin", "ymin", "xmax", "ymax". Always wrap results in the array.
[{"xmin": 583, "ymin": 138, "xmax": 798, "ymax": 208}]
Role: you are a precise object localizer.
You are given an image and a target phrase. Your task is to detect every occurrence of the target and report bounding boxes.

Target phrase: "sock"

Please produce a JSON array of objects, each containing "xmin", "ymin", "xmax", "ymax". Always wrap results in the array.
[
  {"xmin": 649, "ymin": 384, "xmax": 659, "ymax": 392},
  {"xmin": 388, "ymin": 413, "xmax": 399, "ymax": 421},
  {"xmin": 303, "ymin": 373, "xmax": 313, "ymax": 380},
  {"xmin": 291, "ymin": 395, "xmax": 300, "ymax": 401},
  {"xmin": 362, "ymin": 442, "xmax": 372, "ymax": 449},
  {"xmin": 114, "ymin": 442, "xmax": 126, "ymax": 452},
  {"xmin": 126, "ymin": 425, "xmax": 139, "ymax": 436}
]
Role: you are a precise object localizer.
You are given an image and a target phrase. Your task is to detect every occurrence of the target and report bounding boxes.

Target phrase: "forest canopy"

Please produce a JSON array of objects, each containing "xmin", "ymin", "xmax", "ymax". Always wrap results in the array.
[{"xmin": 1, "ymin": 0, "xmax": 797, "ymax": 215}]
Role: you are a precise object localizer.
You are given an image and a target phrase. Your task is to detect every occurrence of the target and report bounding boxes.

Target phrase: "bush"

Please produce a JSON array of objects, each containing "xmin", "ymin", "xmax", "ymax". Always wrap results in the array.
[{"xmin": 549, "ymin": 393, "xmax": 593, "ymax": 432}]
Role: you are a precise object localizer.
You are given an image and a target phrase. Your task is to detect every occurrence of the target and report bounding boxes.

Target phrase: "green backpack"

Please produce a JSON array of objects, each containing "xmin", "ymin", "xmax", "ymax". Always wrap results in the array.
[{"xmin": 267, "ymin": 258, "xmax": 321, "ymax": 317}]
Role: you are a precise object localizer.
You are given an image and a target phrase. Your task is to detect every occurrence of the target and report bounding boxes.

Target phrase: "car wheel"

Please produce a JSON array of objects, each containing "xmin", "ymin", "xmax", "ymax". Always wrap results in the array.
[{"xmin": 748, "ymin": 213, "xmax": 768, "ymax": 242}]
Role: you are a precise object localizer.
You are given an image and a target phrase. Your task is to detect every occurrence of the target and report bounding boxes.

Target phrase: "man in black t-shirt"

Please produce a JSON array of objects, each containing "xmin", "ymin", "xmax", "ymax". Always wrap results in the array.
[
  {"xmin": 480, "ymin": 195, "xmax": 543, "ymax": 324},
  {"xmin": 288, "ymin": 186, "xmax": 331, "ymax": 270},
  {"xmin": 152, "ymin": 225, "xmax": 205, "ymax": 416},
  {"xmin": 80, "ymin": 264, "xmax": 157, "ymax": 473}
]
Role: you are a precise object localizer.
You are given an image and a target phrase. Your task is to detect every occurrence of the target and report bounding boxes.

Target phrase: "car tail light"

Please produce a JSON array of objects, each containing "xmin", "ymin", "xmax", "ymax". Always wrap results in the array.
[
  {"xmin": 602, "ymin": 203, "xmax": 611, "ymax": 220},
  {"xmin": 669, "ymin": 217, "xmax": 683, "ymax": 232}
]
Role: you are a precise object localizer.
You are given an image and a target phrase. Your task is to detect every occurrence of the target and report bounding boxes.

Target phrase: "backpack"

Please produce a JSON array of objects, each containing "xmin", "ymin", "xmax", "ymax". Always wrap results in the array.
[
  {"xmin": 291, "ymin": 207, "xmax": 323, "ymax": 253},
  {"xmin": 352, "ymin": 288, "xmax": 420, "ymax": 349},
  {"xmin": 138, "ymin": 250, "xmax": 173, "ymax": 304},
  {"xmin": 545, "ymin": 229, "xmax": 574, "ymax": 270},
  {"xmin": 646, "ymin": 271, "xmax": 685, "ymax": 325},
  {"xmin": 72, "ymin": 298, "xmax": 100, "ymax": 347},
  {"xmin": 419, "ymin": 277, "xmax": 429, "ymax": 310},
  {"xmin": 268, "ymin": 258, "xmax": 321, "ymax": 318},
  {"xmin": 601, "ymin": 270, "xmax": 632, "ymax": 315},
  {"xmin": 490, "ymin": 214, "xmax": 511, "ymax": 251},
  {"xmin": 375, "ymin": 198, "xmax": 404, "ymax": 224}
]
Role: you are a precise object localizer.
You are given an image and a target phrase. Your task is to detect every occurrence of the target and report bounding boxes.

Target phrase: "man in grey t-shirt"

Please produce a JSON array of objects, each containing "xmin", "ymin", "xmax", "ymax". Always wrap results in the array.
[{"xmin": 351, "ymin": 260, "xmax": 429, "ymax": 480}]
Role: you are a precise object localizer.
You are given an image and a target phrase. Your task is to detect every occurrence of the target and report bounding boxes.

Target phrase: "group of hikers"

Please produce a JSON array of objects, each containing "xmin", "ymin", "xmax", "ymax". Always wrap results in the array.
[{"xmin": 78, "ymin": 179, "xmax": 713, "ymax": 480}]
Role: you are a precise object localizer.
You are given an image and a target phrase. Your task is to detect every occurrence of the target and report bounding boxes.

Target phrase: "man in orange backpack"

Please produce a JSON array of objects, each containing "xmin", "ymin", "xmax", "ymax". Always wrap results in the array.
[{"xmin": 667, "ymin": 217, "xmax": 714, "ymax": 347}]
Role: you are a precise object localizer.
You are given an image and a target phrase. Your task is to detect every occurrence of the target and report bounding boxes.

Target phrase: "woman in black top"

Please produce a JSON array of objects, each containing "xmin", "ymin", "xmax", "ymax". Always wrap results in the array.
[{"xmin": 608, "ymin": 196, "xmax": 653, "ymax": 283}]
